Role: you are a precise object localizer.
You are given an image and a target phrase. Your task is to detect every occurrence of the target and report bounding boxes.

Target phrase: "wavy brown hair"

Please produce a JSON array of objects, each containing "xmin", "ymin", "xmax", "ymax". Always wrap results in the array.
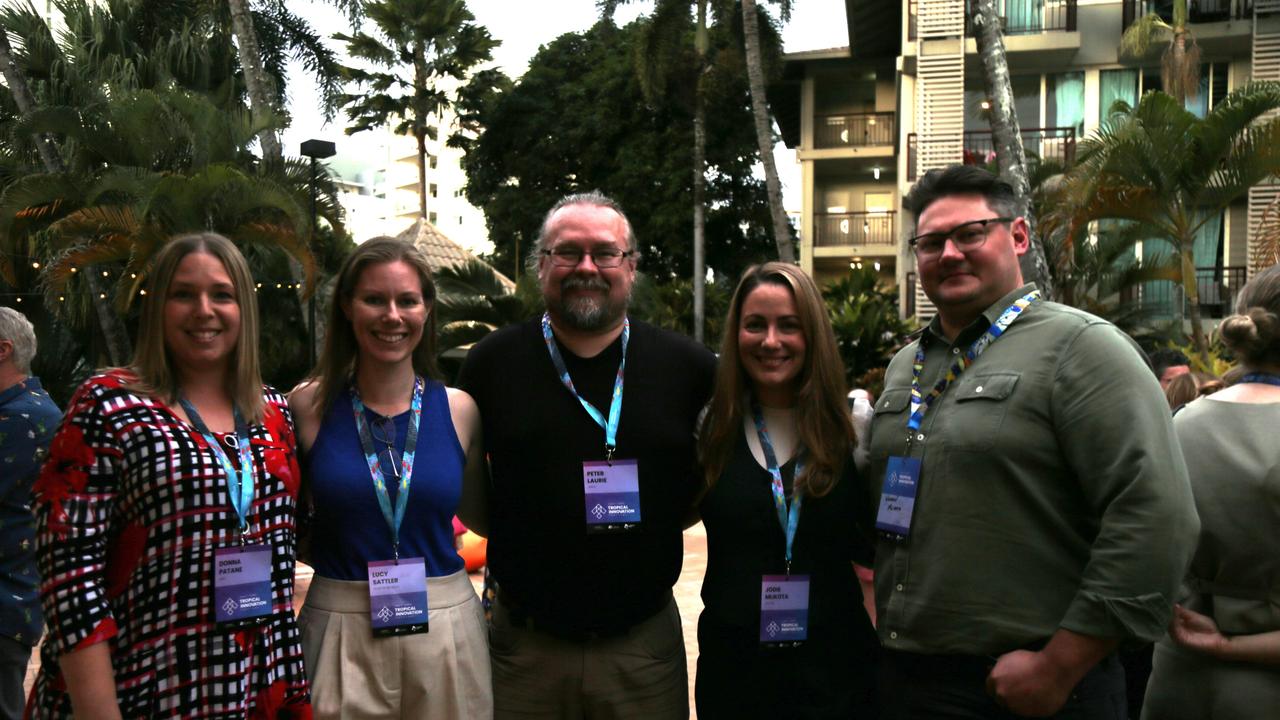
[
  {"xmin": 698, "ymin": 262, "xmax": 855, "ymax": 498},
  {"xmin": 127, "ymin": 233, "xmax": 265, "ymax": 422},
  {"xmin": 308, "ymin": 237, "xmax": 439, "ymax": 417}
]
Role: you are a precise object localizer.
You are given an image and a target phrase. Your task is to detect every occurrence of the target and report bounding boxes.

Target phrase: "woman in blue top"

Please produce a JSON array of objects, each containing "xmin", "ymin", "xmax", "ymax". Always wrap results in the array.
[{"xmin": 289, "ymin": 237, "xmax": 490, "ymax": 719}]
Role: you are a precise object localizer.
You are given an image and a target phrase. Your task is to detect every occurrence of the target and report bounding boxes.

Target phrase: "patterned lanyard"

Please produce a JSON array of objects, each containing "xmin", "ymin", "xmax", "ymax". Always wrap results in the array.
[
  {"xmin": 908, "ymin": 291, "xmax": 1041, "ymax": 440},
  {"xmin": 351, "ymin": 376, "xmax": 424, "ymax": 560},
  {"xmin": 1240, "ymin": 372, "xmax": 1280, "ymax": 387},
  {"xmin": 179, "ymin": 397, "xmax": 255, "ymax": 535},
  {"xmin": 541, "ymin": 312, "xmax": 629, "ymax": 461},
  {"xmin": 751, "ymin": 400, "xmax": 804, "ymax": 577}
]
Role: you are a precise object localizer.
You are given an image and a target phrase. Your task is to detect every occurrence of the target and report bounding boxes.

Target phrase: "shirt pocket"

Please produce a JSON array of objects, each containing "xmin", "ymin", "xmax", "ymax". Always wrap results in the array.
[
  {"xmin": 868, "ymin": 387, "xmax": 912, "ymax": 463},
  {"xmin": 942, "ymin": 372, "xmax": 1020, "ymax": 453}
]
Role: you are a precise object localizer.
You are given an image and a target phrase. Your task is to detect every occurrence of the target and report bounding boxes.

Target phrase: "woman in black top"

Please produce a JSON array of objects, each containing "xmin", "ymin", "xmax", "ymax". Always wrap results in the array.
[{"xmin": 696, "ymin": 262, "xmax": 878, "ymax": 719}]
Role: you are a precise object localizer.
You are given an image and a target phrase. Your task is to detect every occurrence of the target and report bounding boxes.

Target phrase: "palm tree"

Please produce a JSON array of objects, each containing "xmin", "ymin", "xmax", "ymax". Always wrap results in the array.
[
  {"xmin": 740, "ymin": 0, "xmax": 793, "ymax": 262},
  {"xmin": 970, "ymin": 0, "xmax": 1053, "ymax": 297},
  {"xmin": 337, "ymin": 0, "xmax": 498, "ymax": 220},
  {"xmin": 1121, "ymin": 0, "xmax": 1199, "ymax": 105},
  {"xmin": 226, "ymin": 0, "xmax": 282, "ymax": 163},
  {"xmin": 1053, "ymin": 84, "xmax": 1280, "ymax": 364},
  {"xmin": 434, "ymin": 258, "xmax": 538, "ymax": 356}
]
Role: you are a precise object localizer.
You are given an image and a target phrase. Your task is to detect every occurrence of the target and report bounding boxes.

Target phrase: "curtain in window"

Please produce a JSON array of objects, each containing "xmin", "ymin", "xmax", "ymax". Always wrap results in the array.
[
  {"xmin": 1004, "ymin": 0, "xmax": 1043, "ymax": 33},
  {"xmin": 1053, "ymin": 72, "xmax": 1085, "ymax": 136},
  {"xmin": 1099, "ymin": 69, "xmax": 1139, "ymax": 123},
  {"xmin": 1185, "ymin": 70, "xmax": 1210, "ymax": 118}
]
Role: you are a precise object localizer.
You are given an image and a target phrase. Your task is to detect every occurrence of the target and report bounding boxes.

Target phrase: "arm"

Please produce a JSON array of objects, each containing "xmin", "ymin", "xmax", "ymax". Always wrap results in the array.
[
  {"xmin": 60, "ymin": 642, "xmax": 122, "ymax": 720},
  {"xmin": 448, "ymin": 388, "xmax": 490, "ymax": 538},
  {"xmin": 285, "ymin": 381, "xmax": 321, "ymax": 455},
  {"xmin": 987, "ymin": 628, "xmax": 1118, "ymax": 717},
  {"xmin": 1170, "ymin": 604, "xmax": 1280, "ymax": 665}
]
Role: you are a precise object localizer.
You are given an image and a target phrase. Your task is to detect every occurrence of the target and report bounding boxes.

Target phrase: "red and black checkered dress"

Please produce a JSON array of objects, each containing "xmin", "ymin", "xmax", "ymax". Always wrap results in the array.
[{"xmin": 28, "ymin": 371, "xmax": 311, "ymax": 718}]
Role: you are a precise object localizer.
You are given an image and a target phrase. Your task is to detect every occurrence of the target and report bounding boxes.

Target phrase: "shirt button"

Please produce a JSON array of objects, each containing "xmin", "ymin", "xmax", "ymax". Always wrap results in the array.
[
  {"xmin": 895, "ymin": 583, "xmax": 904, "ymax": 592},
  {"xmin": 890, "ymin": 631, "xmax": 899, "ymax": 639},
  {"xmin": 916, "ymin": 433, "xmax": 925, "ymax": 442},
  {"xmin": 952, "ymin": 348, "xmax": 960, "ymax": 355},
  {"xmin": 975, "ymin": 385, "xmax": 984, "ymax": 393}
]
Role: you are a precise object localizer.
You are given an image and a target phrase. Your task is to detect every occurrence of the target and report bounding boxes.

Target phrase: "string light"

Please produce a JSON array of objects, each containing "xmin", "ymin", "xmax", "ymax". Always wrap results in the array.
[
  {"xmin": 31, "ymin": 262, "xmax": 39, "ymax": 269},
  {"xmin": 101, "ymin": 270, "xmax": 109, "ymax": 277}
]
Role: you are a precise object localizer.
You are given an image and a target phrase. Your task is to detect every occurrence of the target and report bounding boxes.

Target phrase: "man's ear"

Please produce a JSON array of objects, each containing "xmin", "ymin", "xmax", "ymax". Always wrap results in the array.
[
  {"xmin": 0, "ymin": 339, "xmax": 12, "ymax": 365},
  {"xmin": 1010, "ymin": 217, "xmax": 1031, "ymax": 257}
]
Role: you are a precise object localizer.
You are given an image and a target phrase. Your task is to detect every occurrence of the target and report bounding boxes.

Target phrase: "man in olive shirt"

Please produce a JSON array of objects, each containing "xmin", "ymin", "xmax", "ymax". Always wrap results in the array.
[{"xmin": 868, "ymin": 166, "xmax": 1198, "ymax": 718}]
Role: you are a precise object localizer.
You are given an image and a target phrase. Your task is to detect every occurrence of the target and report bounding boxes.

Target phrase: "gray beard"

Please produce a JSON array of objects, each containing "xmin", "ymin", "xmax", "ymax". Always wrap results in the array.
[{"xmin": 552, "ymin": 277, "xmax": 630, "ymax": 332}]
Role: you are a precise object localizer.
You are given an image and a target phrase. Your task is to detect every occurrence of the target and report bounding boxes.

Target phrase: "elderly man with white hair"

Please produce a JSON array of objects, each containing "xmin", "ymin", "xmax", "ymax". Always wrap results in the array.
[{"xmin": 0, "ymin": 307, "xmax": 60, "ymax": 718}]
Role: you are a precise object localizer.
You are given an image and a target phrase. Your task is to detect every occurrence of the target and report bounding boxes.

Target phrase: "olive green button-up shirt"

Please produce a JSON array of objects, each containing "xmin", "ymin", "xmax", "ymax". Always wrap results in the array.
[{"xmin": 867, "ymin": 284, "xmax": 1199, "ymax": 655}]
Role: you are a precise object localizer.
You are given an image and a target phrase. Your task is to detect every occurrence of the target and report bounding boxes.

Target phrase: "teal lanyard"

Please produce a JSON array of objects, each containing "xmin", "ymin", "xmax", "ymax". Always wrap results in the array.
[
  {"xmin": 751, "ymin": 400, "xmax": 803, "ymax": 577},
  {"xmin": 907, "ymin": 291, "xmax": 1040, "ymax": 441},
  {"xmin": 541, "ymin": 312, "xmax": 629, "ymax": 461},
  {"xmin": 178, "ymin": 397, "xmax": 255, "ymax": 536},
  {"xmin": 351, "ymin": 377, "xmax": 424, "ymax": 561}
]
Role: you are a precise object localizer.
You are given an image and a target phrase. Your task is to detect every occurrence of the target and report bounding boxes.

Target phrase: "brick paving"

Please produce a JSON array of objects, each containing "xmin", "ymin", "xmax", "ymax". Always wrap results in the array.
[{"xmin": 24, "ymin": 524, "xmax": 712, "ymax": 716}]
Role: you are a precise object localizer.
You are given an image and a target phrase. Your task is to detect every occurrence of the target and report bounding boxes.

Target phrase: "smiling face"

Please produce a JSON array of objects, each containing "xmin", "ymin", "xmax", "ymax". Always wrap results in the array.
[
  {"xmin": 916, "ymin": 193, "xmax": 1028, "ymax": 334},
  {"xmin": 738, "ymin": 281, "xmax": 807, "ymax": 407},
  {"xmin": 343, "ymin": 260, "xmax": 429, "ymax": 372},
  {"xmin": 163, "ymin": 251, "xmax": 241, "ymax": 380},
  {"xmin": 538, "ymin": 203, "xmax": 636, "ymax": 334}
]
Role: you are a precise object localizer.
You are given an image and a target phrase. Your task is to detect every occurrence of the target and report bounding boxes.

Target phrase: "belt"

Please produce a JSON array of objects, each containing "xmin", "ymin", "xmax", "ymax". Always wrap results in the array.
[{"xmin": 497, "ymin": 589, "xmax": 668, "ymax": 642}]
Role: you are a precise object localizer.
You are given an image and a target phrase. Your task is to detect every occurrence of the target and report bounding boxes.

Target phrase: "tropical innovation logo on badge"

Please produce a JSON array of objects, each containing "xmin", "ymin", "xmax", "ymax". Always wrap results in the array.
[
  {"xmin": 591, "ymin": 503, "xmax": 606, "ymax": 520},
  {"xmin": 376, "ymin": 606, "xmax": 393, "ymax": 622},
  {"xmin": 222, "ymin": 598, "xmax": 238, "ymax": 616}
]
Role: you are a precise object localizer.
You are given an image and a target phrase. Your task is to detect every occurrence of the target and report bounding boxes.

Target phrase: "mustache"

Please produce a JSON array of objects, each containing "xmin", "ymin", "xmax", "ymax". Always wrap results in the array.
[{"xmin": 562, "ymin": 276, "xmax": 610, "ymax": 292}]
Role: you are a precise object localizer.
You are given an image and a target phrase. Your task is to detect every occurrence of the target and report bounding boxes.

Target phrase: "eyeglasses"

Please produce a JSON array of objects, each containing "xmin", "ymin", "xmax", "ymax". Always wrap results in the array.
[
  {"xmin": 542, "ymin": 247, "xmax": 634, "ymax": 268},
  {"xmin": 369, "ymin": 415, "xmax": 400, "ymax": 480},
  {"xmin": 908, "ymin": 217, "xmax": 1014, "ymax": 258}
]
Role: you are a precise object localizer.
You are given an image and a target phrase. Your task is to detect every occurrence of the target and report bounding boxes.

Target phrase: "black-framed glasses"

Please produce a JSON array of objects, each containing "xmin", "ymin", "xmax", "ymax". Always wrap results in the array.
[
  {"xmin": 908, "ymin": 217, "xmax": 1014, "ymax": 258},
  {"xmin": 542, "ymin": 247, "xmax": 634, "ymax": 268},
  {"xmin": 369, "ymin": 415, "xmax": 400, "ymax": 480}
]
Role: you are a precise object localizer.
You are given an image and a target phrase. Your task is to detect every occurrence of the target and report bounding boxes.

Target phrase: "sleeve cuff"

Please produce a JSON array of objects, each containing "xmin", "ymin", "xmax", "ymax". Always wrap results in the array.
[
  {"xmin": 66, "ymin": 616, "xmax": 118, "ymax": 655},
  {"xmin": 1060, "ymin": 591, "xmax": 1173, "ymax": 644}
]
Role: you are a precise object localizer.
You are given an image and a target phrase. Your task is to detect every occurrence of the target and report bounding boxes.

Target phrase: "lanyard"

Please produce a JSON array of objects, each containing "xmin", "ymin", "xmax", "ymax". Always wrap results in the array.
[
  {"xmin": 1240, "ymin": 372, "xmax": 1280, "ymax": 387},
  {"xmin": 542, "ymin": 312, "xmax": 629, "ymax": 461},
  {"xmin": 351, "ymin": 377, "xmax": 424, "ymax": 560},
  {"xmin": 751, "ymin": 401, "xmax": 803, "ymax": 577},
  {"xmin": 178, "ymin": 396, "xmax": 255, "ymax": 535},
  {"xmin": 908, "ymin": 291, "xmax": 1040, "ymax": 443}
]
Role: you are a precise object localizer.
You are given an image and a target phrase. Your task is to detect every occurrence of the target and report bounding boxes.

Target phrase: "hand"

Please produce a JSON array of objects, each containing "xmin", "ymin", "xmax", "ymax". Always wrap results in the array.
[
  {"xmin": 986, "ymin": 649, "xmax": 1074, "ymax": 718},
  {"xmin": 1170, "ymin": 604, "xmax": 1229, "ymax": 657}
]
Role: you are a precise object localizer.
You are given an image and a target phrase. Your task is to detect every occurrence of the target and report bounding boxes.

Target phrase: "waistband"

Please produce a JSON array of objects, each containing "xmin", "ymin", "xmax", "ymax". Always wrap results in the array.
[
  {"xmin": 498, "ymin": 589, "xmax": 673, "ymax": 642},
  {"xmin": 305, "ymin": 569, "xmax": 477, "ymax": 613}
]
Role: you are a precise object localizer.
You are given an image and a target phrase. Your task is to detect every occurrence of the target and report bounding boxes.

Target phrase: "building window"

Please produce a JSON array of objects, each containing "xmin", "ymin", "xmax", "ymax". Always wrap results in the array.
[
  {"xmin": 429, "ymin": 211, "xmax": 438, "ymax": 224},
  {"xmin": 429, "ymin": 183, "xmax": 438, "ymax": 198},
  {"xmin": 429, "ymin": 155, "xmax": 438, "ymax": 169}
]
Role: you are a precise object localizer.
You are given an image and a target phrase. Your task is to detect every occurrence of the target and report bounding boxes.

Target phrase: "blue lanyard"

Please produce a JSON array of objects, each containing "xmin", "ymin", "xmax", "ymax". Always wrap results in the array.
[
  {"xmin": 751, "ymin": 401, "xmax": 803, "ymax": 576},
  {"xmin": 1240, "ymin": 372, "xmax": 1280, "ymax": 387},
  {"xmin": 908, "ymin": 291, "xmax": 1040, "ymax": 436},
  {"xmin": 541, "ymin": 312, "xmax": 629, "ymax": 460},
  {"xmin": 351, "ymin": 377, "xmax": 424, "ymax": 560},
  {"xmin": 178, "ymin": 397, "xmax": 255, "ymax": 535}
]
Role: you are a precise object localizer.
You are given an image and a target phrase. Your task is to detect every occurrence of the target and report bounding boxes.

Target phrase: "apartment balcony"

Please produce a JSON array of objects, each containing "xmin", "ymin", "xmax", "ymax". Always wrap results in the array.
[
  {"xmin": 814, "ymin": 211, "xmax": 897, "ymax": 250},
  {"xmin": 1122, "ymin": 0, "xmax": 1252, "ymax": 33},
  {"xmin": 907, "ymin": 126, "xmax": 1077, "ymax": 181},
  {"xmin": 815, "ymin": 112, "xmax": 896, "ymax": 150},
  {"xmin": 909, "ymin": 0, "xmax": 1077, "ymax": 40},
  {"xmin": 1120, "ymin": 265, "xmax": 1249, "ymax": 319}
]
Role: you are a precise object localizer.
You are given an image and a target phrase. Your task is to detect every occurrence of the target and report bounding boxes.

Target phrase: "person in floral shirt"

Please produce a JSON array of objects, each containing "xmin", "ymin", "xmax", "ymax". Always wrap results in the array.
[
  {"xmin": 29, "ymin": 234, "xmax": 310, "ymax": 719},
  {"xmin": 0, "ymin": 307, "xmax": 61, "ymax": 719}
]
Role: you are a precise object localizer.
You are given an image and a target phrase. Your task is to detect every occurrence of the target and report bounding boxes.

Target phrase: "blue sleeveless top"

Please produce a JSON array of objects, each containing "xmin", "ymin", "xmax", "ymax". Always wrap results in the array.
[{"xmin": 306, "ymin": 379, "xmax": 466, "ymax": 580}]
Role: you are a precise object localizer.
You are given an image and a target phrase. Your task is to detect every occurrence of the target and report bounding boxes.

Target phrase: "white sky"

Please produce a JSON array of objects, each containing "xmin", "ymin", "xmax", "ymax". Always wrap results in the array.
[{"xmin": 282, "ymin": 0, "xmax": 850, "ymax": 208}]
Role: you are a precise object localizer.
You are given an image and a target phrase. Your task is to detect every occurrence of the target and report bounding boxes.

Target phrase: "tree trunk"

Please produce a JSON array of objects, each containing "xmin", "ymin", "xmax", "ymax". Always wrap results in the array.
[
  {"xmin": 692, "ymin": 0, "xmax": 708, "ymax": 343},
  {"xmin": 0, "ymin": 26, "xmax": 132, "ymax": 365},
  {"xmin": 971, "ymin": 0, "xmax": 1054, "ymax": 298},
  {"xmin": 417, "ymin": 130, "xmax": 428, "ymax": 220},
  {"xmin": 740, "ymin": 0, "xmax": 794, "ymax": 263},
  {"xmin": 1181, "ymin": 247, "xmax": 1210, "ymax": 364},
  {"xmin": 227, "ymin": 0, "xmax": 283, "ymax": 165}
]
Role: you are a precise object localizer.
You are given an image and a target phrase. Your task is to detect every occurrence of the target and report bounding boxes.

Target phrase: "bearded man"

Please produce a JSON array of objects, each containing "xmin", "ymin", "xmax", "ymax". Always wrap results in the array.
[{"xmin": 458, "ymin": 191, "xmax": 716, "ymax": 719}]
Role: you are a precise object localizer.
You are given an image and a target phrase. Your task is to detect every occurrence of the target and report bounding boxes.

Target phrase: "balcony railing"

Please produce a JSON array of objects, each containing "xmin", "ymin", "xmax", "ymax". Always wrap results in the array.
[
  {"xmin": 906, "ymin": 272, "xmax": 917, "ymax": 317},
  {"xmin": 909, "ymin": 0, "xmax": 1077, "ymax": 40},
  {"xmin": 815, "ymin": 112, "xmax": 896, "ymax": 149},
  {"xmin": 815, "ymin": 212, "xmax": 896, "ymax": 247},
  {"xmin": 1122, "ymin": 0, "xmax": 1252, "ymax": 33},
  {"xmin": 1120, "ymin": 265, "xmax": 1248, "ymax": 318},
  {"xmin": 907, "ymin": 127, "xmax": 1077, "ymax": 180}
]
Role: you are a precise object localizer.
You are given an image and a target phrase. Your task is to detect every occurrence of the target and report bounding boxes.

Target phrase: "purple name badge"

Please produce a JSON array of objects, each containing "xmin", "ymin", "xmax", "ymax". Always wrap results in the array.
[
  {"xmin": 213, "ymin": 544, "xmax": 274, "ymax": 627},
  {"xmin": 876, "ymin": 455, "xmax": 921, "ymax": 538},
  {"xmin": 759, "ymin": 574, "xmax": 809, "ymax": 646},
  {"xmin": 368, "ymin": 558, "xmax": 429, "ymax": 637},
  {"xmin": 583, "ymin": 459, "xmax": 641, "ymax": 532}
]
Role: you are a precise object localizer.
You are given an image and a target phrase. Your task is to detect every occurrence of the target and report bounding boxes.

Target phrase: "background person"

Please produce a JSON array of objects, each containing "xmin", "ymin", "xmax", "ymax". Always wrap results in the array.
[
  {"xmin": 29, "ymin": 233, "xmax": 310, "ymax": 718},
  {"xmin": 290, "ymin": 237, "xmax": 490, "ymax": 719},
  {"xmin": 0, "ymin": 307, "xmax": 61, "ymax": 719},
  {"xmin": 1142, "ymin": 264, "xmax": 1280, "ymax": 719},
  {"xmin": 1151, "ymin": 348, "xmax": 1192, "ymax": 389},
  {"xmin": 457, "ymin": 191, "xmax": 716, "ymax": 718},
  {"xmin": 695, "ymin": 262, "xmax": 878, "ymax": 718}
]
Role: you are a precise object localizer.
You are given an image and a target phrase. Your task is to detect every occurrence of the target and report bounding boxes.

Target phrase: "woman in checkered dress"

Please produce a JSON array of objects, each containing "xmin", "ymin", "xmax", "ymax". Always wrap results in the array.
[{"xmin": 28, "ymin": 234, "xmax": 310, "ymax": 718}]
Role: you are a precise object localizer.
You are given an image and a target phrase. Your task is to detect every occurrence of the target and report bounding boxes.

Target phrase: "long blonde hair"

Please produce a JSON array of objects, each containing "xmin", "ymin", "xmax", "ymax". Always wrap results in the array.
[
  {"xmin": 699, "ymin": 262, "xmax": 855, "ymax": 498},
  {"xmin": 127, "ymin": 233, "xmax": 265, "ymax": 421}
]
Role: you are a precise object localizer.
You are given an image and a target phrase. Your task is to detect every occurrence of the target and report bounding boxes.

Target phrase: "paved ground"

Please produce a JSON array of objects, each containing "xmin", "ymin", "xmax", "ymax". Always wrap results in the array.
[{"xmin": 24, "ymin": 524, "xmax": 712, "ymax": 716}]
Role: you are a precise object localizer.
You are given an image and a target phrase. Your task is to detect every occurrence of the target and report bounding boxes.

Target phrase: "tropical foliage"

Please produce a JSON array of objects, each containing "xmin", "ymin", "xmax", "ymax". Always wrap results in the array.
[{"xmin": 821, "ymin": 267, "xmax": 916, "ymax": 397}]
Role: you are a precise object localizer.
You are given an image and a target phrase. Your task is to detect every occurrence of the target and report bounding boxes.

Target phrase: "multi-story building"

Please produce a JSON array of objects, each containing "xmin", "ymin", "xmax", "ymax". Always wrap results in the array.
[{"xmin": 778, "ymin": 0, "xmax": 1280, "ymax": 323}]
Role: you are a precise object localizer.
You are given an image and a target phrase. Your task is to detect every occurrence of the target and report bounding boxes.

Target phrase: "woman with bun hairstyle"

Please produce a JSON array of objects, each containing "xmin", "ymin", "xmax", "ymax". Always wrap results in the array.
[
  {"xmin": 29, "ymin": 233, "xmax": 310, "ymax": 717},
  {"xmin": 695, "ymin": 262, "xmax": 878, "ymax": 718},
  {"xmin": 1142, "ymin": 264, "xmax": 1280, "ymax": 719},
  {"xmin": 289, "ymin": 237, "xmax": 490, "ymax": 719}
]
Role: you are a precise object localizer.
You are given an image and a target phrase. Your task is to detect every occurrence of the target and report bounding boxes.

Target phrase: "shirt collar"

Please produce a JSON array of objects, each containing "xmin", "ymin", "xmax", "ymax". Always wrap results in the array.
[
  {"xmin": 0, "ymin": 376, "xmax": 39, "ymax": 407},
  {"xmin": 925, "ymin": 283, "xmax": 1039, "ymax": 347}
]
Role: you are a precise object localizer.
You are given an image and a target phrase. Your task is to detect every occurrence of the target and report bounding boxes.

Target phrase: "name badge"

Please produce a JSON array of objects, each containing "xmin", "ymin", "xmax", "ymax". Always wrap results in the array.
[
  {"xmin": 760, "ymin": 574, "xmax": 809, "ymax": 646},
  {"xmin": 876, "ymin": 455, "xmax": 921, "ymax": 539},
  {"xmin": 214, "ymin": 544, "xmax": 274, "ymax": 627},
  {"xmin": 583, "ymin": 459, "xmax": 641, "ymax": 533},
  {"xmin": 368, "ymin": 558, "xmax": 430, "ymax": 637}
]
